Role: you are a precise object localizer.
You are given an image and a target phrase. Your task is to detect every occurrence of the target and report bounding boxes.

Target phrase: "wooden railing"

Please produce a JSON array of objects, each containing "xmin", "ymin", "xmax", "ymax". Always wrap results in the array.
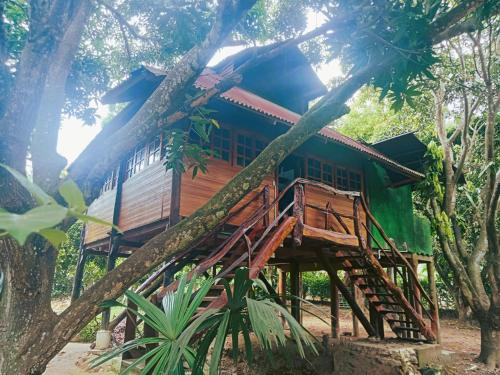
[{"xmin": 119, "ymin": 178, "xmax": 438, "ymax": 341}]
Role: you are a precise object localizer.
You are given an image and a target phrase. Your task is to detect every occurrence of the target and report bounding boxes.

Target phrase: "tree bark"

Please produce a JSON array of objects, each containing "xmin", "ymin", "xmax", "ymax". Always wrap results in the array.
[
  {"xmin": 69, "ymin": 0, "xmax": 258, "ymax": 200},
  {"xmin": 478, "ymin": 317, "xmax": 499, "ymax": 368}
]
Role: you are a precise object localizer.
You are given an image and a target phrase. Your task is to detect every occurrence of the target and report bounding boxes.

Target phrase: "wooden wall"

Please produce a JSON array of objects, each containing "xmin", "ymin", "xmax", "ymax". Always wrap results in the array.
[
  {"xmin": 84, "ymin": 161, "xmax": 172, "ymax": 245},
  {"xmin": 119, "ymin": 162, "xmax": 172, "ymax": 232},
  {"xmin": 179, "ymin": 159, "xmax": 276, "ymax": 226},
  {"xmin": 85, "ymin": 189, "xmax": 116, "ymax": 244},
  {"xmin": 303, "ymin": 184, "xmax": 366, "ymax": 236}
]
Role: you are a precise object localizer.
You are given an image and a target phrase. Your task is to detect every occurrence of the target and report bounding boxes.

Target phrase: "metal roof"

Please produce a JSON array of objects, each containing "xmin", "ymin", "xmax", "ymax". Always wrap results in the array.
[
  {"xmin": 101, "ymin": 61, "xmax": 424, "ymax": 181},
  {"xmin": 195, "ymin": 69, "xmax": 424, "ymax": 180}
]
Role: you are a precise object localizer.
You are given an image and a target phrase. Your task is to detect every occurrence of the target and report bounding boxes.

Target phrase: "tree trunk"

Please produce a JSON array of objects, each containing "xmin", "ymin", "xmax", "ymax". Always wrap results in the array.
[
  {"xmin": 478, "ymin": 318, "xmax": 499, "ymax": 368},
  {"xmin": 0, "ymin": 239, "xmax": 58, "ymax": 375}
]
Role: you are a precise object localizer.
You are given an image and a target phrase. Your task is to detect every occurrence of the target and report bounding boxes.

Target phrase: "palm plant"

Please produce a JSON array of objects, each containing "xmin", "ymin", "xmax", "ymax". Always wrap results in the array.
[{"xmin": 92, "ymin": 268, "xmax": 318, "ymax": 375}]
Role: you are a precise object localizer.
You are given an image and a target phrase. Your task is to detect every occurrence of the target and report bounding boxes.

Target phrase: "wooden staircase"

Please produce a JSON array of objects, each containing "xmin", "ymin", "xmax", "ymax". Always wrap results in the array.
[{"xmin": 120, "ymin": 179, "xmax": 438, "ymax": 346}]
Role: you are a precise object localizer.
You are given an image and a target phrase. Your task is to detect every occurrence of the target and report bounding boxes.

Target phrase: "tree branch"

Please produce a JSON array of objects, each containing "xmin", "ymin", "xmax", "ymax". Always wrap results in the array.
[{"xmin": 97, "ymin": 0, "xmax": 149, "ymax": 41}]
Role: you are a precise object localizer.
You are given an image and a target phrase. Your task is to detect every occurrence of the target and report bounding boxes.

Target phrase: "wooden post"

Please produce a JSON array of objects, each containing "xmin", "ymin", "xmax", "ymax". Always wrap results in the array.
[
  {"xmin": 352, "ymin": 284, "xmax": 360, "ymax": 337},
  {"xmin": 71, "ymin": 244, "xmax": 87, "ymax": 301},
  {"xmin": 410, "ymin": 254, "xmax": 422, "ymax": 339},
  {"xmin": 102, "ymin": 239, "xmax": 120, "ymax": 330},
  {"xmin": 330, "ymin": 273, "xmax": 340, "ymax": 338},
  {"xmin": 427, "ymin": 259, "xmax": 441, "ymax": 343},
  {"xmin": 262, "ymin": 185, "xmax": 270, "ymax": 227},
  {"xmin": 278, "ymin": 269, "xmax": 287, "ymax": 306},
  {"xmin": 123, "ymin": 299, "xmax": 137, "ymax": 359},
  {"xmin": 316, "ymin": 250, "xmax": 376, "ymax": 337},
  {"xmin": 290, "ymin": 262, "xmax": 301, "ymax": 323},
  {"xmin": 292, "ymin": 184, "xmax": 304, "ymax": 246}
]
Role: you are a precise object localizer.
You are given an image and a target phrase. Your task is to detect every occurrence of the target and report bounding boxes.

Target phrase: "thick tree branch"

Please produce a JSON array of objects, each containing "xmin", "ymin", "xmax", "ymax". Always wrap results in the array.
[{"xmin": 69, "ymin": 0, "xmax": 257, "ymax": 200}]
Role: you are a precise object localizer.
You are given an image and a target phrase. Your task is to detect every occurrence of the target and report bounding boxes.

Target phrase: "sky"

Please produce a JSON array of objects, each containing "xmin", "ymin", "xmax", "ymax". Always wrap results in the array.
[{"xmin": 56, "ymin": 12, "xmax": 343, "ymax": 166}]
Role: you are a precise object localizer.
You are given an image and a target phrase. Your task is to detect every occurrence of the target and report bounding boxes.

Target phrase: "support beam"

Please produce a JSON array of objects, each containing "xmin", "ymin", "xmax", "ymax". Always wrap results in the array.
[
  {"xmin": 102, "ymin": 238, "xmax": 120, "ymax": 330},
  {"xmin": 427, "ymin": 260, "xmax": 441, "ymax": 343},
  {"xmin": 278, "ymin": 269, "xmax": 287, "ymax": 306},
  {"xmin": 352, "ymin": 284, "xmax": 360, "ymax": 337},
  {"xmin": 71, "ymin": 231, "xmax": 88, "ymax": 302},
  {"xmin": 316, "ymin": 250, "xmax": 376, "ymax": 337},
  {"xmin": 330, "ymin": 275, "xmax": 340, "ymax": 338},
  {"xmin": 290, "ymin": 262, "xmax": 301, "ymax": 323}
]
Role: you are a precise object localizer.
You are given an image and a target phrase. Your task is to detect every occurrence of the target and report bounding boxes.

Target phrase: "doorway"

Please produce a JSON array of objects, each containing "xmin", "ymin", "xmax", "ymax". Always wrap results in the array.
[{"xmin": 277, "ymin": 155, "xmax": 304, "ymax": 213}]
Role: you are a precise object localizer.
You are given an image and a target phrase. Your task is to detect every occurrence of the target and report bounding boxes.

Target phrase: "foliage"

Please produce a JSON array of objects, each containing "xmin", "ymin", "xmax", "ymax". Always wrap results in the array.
[
  {"xmin": 0, "ymin": 164, "xmax": 116, "ymax": 247},
  {"xmin": 335, "ymin": 86, "xmax": 435, "ymax": 143},
  {"xmin": 78, "ymin": 316, "xmax": 102, "ymax": 343},
  {"xmin": 302, "ymin": 271, "xmax": 330, "ymax": 302},
  {"xmin": 52, "ymin": 221, "xmax": 107, "ymax": 297},
  {"xmin": 94, "ymin": 269, "xmax": 317, "ymax": 375}
]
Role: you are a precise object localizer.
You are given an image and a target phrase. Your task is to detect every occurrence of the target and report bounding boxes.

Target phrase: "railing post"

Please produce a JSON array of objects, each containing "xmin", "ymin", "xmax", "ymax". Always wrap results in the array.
[
  {"xmin": 262, "ymin": 185, "xmax": 270, "ymax": 227},
  {"xmin": 123, "ymin": 299, "xmax": 137, "ymax": 359},
  {"xmin": 325, "ymin": 201, "xmax": 330, "ymax": 230},
  {"xmin": 427, "ymin": 259, "xmax": 441, "ymax": 343},
  {"xmin": 293, "ymin": 184, "xmax": 304, "ymax": 246}
]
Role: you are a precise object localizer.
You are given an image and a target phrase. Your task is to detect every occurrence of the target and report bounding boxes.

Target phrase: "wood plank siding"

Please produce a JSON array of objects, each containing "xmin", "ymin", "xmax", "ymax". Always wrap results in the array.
[
  {"xmin": 84, "ymin": 161, "xmax": 172, "ymax": 245},
  {"xmin": 303, "ymin": 184, "xmax": 366, "ymax": 236},
  {"xmin": 119, "ymin": 161, "xmax": 172, "ymax": 232},
  {"xmin": 179, "ymin": 158, "xmax": 276, "ymax": 226},
  {"xmin": 85, "ymin": 189, "xmax": 116, "ymax": 243}
]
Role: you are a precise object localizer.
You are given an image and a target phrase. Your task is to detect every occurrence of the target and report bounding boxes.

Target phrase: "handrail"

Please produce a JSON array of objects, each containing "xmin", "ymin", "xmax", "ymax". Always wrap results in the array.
[{"xmin": 359, "ymin": 195, "xmax": 436, "ymax": 314}]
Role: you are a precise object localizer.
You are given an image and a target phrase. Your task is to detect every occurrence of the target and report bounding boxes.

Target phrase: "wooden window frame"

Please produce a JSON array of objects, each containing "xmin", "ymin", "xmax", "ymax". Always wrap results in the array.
[
  {"xmin": 233, "ymin": 129, "xmax": 268, "ymax": 168},
  {"xmin": 335, "ymin": 165, "xmax": 363, "ymax": 192},
  {"xmin": 305, "ymin": 157, "xmax": 335, "ymax": 186}
]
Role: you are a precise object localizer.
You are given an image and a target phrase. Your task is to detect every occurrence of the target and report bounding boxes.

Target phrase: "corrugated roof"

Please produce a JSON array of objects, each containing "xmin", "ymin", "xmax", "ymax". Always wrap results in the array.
[
  {"xmin": 194, "ymin": 69, "xmax": 423, "ymax": 180},
  {"xmin": 103, "ymin": 65, "xmax": 423, "ymax": 180}
]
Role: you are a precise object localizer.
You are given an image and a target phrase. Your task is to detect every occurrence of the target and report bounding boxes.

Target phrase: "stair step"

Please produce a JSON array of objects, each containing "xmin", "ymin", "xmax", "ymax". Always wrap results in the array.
[
  {"xmin": 393, "ymin": 326, "xmax": 421, "ymax": 332},
  {"xmin": 202, "ymin": 296, "xmax": 219, "ymax": 302},
  {"xmin": 365, "ymin": 292, "xmax": 392, "ymax": 297},
  {"xmin": 372, "ymin": 300, "xmax": 401, "ymax": 306},
  {"xmin": 380, "ymin": 309, "xmax": 405, "ymax": 314},
  {"xmin": 386, "ymin": 318, "xmax": 410, "ymax": 323}
]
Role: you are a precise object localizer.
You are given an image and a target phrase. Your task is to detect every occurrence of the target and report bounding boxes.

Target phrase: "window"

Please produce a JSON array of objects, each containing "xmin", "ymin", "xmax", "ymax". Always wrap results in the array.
[
  {"xmin": 211, "ymin": 128, "xmax": 231, "ymax": 162},
  {"xmin": 189, "ymin": 127, "xmax": 232, "ymax": 162},
  {"xmin": 235, "ymin": 133, "xmax": 267, "ymax": 167},
  {"xmin": 100, "ymin": 168, "xmax": 118, "ymax": 194},
  {"xmin": 307, "ymin": 158, "xmax": 334, "ymax": 185},
  {"xmin": 147, "ymin": 137, "xmax": 161, "ymax": 164},
  {"xmin": 335, "ymin": 167, "xmax": 348, "ymax": 190},
  {"xmin": 336, "ymin": 167, "xmax": 362, "ymax": 191},
  {"xmin": 124, "ymin": 144, "xmax": 147, "ymax": 180},
  {"xmin": 349, "ymin": 171, "xmax": 362, "ymax": 191},
  {"xmin": 133, "ymin": 146, "xmax": 146, "ymax": 174}
]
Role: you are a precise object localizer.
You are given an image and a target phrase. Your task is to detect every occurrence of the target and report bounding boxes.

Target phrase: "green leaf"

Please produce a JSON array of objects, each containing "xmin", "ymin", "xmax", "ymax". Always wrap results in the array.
[
  {"xmin": 72, "ymin": 212, "xmax": 122, "ymax": 233},
  {"xmin": 59, "ymin": 179, "xmax": 86, "ymax": 213},
  {"xmin": 0, "ymin": 205, "xmax": 68, "ymax": 245},
  {"xmin": 209, "ymin": 310, "xmax": 230, "ymax": 375},
  {"xmin": 39, "ymin": 228, "xmax": 68, "ymax": 248},
  {"xmin": 0, "ymin": 163, "xmax": 54, "ymax": 205}
]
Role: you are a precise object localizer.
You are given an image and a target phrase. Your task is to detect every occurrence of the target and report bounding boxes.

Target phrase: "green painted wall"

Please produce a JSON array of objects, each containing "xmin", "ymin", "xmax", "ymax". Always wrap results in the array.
[{"xmin": 366, "ymin": 162, "xmax": 432, "ymax": 255}]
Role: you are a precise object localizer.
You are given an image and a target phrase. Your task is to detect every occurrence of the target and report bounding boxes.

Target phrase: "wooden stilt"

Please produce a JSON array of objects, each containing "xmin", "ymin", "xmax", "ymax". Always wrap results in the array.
[
  {"xmin": 410, "ymin": 254, "xmax": 422, "ymax": 339},
  {"xmin": 71, "ymin": 237, "xmax": 87, "ymax": 302},
  {"xmin": 278, "ymin": 269, "xmax": 287, "ymax": 306},
  {"xmin": 352, "ymin": 284, "xmax": 360, "ymax": 337},
  {"xmin": 123, "ymin": 299, "xmax": 137, "ymax": 359},
  {"xmin": 330, "ymin": 274, "xmax": 340, "ymax": 338},
  {"xmin": 102, "ymin": 239, "xmax": 120, "ymax": 330},
  {"xmin": 290, "ymin": 262, "xmax": 301, "ymax": 322},
  {"xmin": 316, "ymin": 250, "xmax": 376, "ymax": 337},
  {"xmin": 427, "ymin": 260, "xmax": 441, "ymax": 343}
]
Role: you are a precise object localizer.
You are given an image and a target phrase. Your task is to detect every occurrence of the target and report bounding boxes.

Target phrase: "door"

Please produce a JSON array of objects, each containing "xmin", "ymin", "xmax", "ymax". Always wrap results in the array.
[{"xmin": 277, "ymin": 155, "xmax": 304, "ymax": 213}]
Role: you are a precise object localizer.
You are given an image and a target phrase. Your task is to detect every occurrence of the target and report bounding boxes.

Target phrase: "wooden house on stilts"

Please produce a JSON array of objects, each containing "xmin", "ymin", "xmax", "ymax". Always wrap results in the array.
[{"xmin": 72, "ymin": 46, "xmax": 440, "ymax": 352}]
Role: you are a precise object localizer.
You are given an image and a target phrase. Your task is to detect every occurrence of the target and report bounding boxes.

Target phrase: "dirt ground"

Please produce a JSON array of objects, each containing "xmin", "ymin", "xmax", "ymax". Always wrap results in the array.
[
  {"xmin": 300, "ymin": 304, "xmax": 499, "ymax": 375},
  {"xmin": 45, "ymin": 301, "xmax": 498, "ymax": 375}
]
